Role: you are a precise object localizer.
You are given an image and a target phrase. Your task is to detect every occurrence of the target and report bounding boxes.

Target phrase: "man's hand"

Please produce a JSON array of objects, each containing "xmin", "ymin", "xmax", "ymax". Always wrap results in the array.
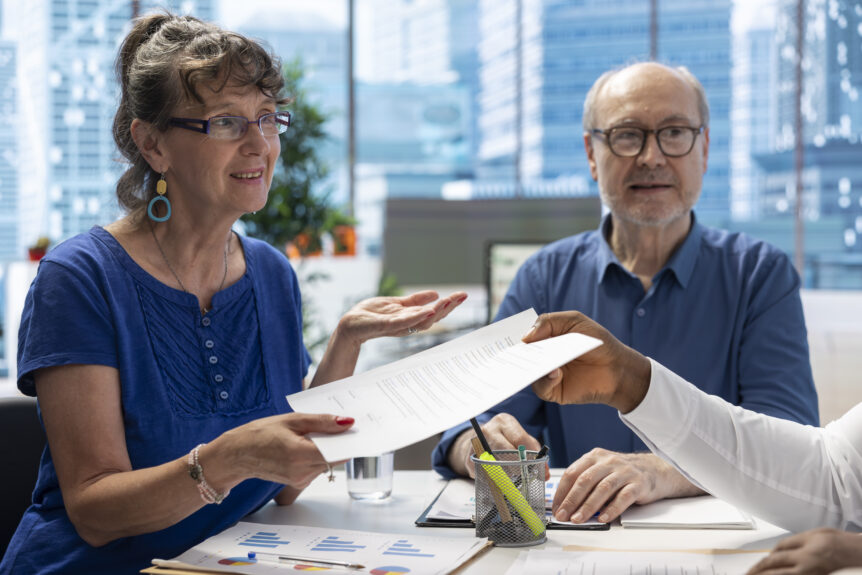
[
  {"xmin": 524, "ymin": 312, "xmax": 651, "ymax": 413},
  {"xmin": 552, "ymin": 449, "xmax": 704, "ymax": 524},
  {"xmin": 447, "ymin": 413, "xmax": 548, "ymax": 480},
  {"xmin": 746, "ymin": 529, "xmax": 862, "ymax": 574}
]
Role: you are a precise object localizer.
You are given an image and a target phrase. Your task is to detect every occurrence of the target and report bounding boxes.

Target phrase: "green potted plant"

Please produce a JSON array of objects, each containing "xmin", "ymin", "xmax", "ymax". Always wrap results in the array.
[
  {"xmin": 324, "ymin": 210, "xmax": 358, "ymax": 257},
  {"xmin": 28, "ymin": 236, "xmax": 51, "ymax": 261},
  {"xmin": 242, "ymin": 58, "xmax": 351, "ymax": 258}
]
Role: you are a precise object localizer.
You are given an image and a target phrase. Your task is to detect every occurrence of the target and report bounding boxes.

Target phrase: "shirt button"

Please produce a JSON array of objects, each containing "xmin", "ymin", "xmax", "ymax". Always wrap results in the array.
[
  {"xmin": 636, "ymin": 308, "xmax": 646, "ymax": 317},
  {"xmin": 214, "ymin": 374, "xmax": 224, "ymax": 383},
  {"xmin": 205, "ymin": 340, "xmax": 214, "ymax": 349},
  {"xmin": 201, "ymin": 317, "xmax": 211, "ymax": 327},
  {"xmin": 209, "ymin": 356, "xmax": 218, "ymax": 364},
  {"xmin": 219, "ymin": 390, "xmax": 229, "ymax": 400}
]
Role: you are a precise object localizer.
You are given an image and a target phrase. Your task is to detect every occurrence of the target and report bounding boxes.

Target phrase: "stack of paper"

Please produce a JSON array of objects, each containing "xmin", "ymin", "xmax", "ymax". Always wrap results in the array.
[
  {"xmin": 146, "ymin": 522, "xmax": 489, "ymax": 575},
  {"xmin": 620, "ymin": 495, "xmax": 755, "ymax": 529},
  {"xmin": 505, "ymin": 548, "xmax": 768, "ymax": 575}
]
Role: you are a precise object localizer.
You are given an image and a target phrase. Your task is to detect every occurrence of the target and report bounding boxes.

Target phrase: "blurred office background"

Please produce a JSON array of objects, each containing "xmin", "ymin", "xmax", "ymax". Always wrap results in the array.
[{"xmin": 0, "ymin": 0, "xmax": 860, "ymax": 430}]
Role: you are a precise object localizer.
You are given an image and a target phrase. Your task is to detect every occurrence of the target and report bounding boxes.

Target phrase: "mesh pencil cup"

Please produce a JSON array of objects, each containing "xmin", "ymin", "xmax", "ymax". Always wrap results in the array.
[{"xmin": 471, "ymin": 450, "xmax": 548, "ymax": 547}]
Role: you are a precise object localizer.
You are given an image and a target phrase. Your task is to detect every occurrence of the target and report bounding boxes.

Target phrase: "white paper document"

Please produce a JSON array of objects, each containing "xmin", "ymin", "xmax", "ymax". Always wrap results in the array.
[
  {"xmin": 426, "ymin": 474, "xmax": 606, "ymax": 527},
  {"xmin": 152, "ymin": 522, "xmax": 489, "ymax": 575},
  {"xmin": 287, "ymin": 309, "xmax": 603, "ymax": 460},
  {"xmin": 506, "ymin": 549, "xmax": 768, "ymax": 575},
  {"xmin": 620, "ymin": 495, "xmax": 755, "ymax": 529}
]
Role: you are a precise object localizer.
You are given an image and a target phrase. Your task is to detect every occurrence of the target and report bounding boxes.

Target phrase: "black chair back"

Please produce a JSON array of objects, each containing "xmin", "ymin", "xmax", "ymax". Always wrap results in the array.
[{"xmin": 0, "ymin": 396, "xmax": 45, "ymax": 559}]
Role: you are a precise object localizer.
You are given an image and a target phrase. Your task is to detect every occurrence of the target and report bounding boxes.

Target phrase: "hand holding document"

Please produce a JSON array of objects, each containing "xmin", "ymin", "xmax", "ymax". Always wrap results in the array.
[{"xmin": 287, "ymin": 309, "xmax": 602, "ymax": 461}]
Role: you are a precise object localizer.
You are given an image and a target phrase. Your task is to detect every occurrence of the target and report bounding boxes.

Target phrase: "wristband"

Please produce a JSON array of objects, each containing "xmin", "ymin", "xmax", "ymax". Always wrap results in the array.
[{"xmin": 188, "ymin": 443, "xmax": 230, "ymax": 504}]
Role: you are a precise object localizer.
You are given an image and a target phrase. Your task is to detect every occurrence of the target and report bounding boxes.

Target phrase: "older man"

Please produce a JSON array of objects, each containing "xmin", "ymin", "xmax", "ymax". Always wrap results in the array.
[{"xmin": 432, "ymin": 62, "xmax": 819, "ymax": 523}]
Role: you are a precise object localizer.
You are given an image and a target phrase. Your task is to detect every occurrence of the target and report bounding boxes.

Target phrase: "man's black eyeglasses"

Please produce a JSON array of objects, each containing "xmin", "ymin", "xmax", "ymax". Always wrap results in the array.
[{"xmin": 590, "ymin": 125, "xmax": 704, "ymax": 158}]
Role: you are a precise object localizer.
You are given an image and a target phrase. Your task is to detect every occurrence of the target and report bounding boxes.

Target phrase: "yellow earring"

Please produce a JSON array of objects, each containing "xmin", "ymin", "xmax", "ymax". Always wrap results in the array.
[
  {"xmin": 148, "ymin": 172, "xmax": 171, "ymax": 222},
  {"xmin": 156, "ymin": 172, "xmax": 167, "ymax": 196}
]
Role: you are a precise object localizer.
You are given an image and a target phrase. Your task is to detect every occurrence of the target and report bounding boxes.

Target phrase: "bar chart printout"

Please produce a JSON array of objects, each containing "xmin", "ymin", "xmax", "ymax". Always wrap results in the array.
[{"xmin": 151, "ymin": 522, "xmax": 488, "ymax": 575}]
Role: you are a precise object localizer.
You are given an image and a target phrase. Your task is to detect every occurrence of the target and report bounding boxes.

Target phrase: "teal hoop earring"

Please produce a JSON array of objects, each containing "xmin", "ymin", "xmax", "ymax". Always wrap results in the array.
[{"xmin": 147, "ymin": 173, "xmax": 171, "ymax": 222}]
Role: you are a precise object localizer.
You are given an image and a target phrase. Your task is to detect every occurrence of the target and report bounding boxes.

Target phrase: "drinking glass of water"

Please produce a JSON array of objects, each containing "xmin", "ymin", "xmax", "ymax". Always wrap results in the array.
[{"xmin": 345, "ymin": 452, "xmax": 394, "ymax": 500}]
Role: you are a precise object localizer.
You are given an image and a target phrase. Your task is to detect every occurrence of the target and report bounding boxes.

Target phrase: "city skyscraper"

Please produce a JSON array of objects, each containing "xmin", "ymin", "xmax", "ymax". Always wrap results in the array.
[
  {"xmin": 730, "ymin": 21, "xmax": 777, "ymax": 223},
  {"xmin": 0, "ymin": 39, "xmax": 18, "ymax": 262},
  {"xmin": 237, "ymin": 11, "xmax": 349, "ymax": 205},
  {"xmin": 747, "ymin": 0, "xmax": 862, "ymax": 285},
  {"xmin": 3, "ymin": 0, "xmax": 214, "ymax": 247},
  {"xmin": 476, "ymin": 0, "xmax": 731, "ymax": 222}
]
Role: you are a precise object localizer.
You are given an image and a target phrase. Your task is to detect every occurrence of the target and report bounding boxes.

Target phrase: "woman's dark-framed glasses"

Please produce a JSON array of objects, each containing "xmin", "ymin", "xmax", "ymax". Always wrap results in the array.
[
  {"xmin": 590, "ymin": 125, "xmax": 704, "ymax": 158},
  {"xmin": 168, "ymin": 111, "xmax": 291, "ymax": 140}
]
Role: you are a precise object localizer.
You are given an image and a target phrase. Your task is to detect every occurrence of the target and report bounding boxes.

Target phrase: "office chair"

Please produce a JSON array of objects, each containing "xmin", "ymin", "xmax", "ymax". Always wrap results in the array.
[{"xmin": 0, "ymin": 396, "xmax": 45, "ymax": 559}]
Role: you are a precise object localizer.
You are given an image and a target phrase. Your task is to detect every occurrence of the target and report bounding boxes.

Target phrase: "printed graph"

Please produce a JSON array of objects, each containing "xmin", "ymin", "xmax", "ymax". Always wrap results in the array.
[
  {"xmin": 310, "ymin": 535, "xmax": 366, "ymax": 553},
  {"xmin": 237, "ymin": 531, "xmax": 291, "ymax": 549},
  {"xmin": 382, "ymin": 539, "xmax": 435, "ymax": 558},
  {"xmin": 370, "ymin": 567, "xmax": 411, "ymax": 575},
  {"xmin": 292, "ymin": 565, "xmax": 331, "ymax": 571},
  {"xmin": 218, "ymin": 557, "xmax": 256, "ymax": 566}
]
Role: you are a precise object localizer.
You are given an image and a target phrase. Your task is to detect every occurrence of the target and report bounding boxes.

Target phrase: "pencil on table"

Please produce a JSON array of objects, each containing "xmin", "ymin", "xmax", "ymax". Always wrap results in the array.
[{"xmin": 471, "ymin": 436, "xmax": 512, "ymax": 523}]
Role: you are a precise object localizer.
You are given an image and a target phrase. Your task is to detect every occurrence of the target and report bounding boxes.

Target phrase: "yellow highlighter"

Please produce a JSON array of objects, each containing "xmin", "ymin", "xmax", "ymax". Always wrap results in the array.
[{"xmin": 477, "ymin": 450, "xmax": 546, "ymax": 536}]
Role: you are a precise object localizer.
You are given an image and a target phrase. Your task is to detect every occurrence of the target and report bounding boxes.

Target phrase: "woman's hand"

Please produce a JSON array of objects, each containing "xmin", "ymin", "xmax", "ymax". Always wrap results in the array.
[
  {"xmin": 215, "ymin": 413, "xmax": 354, "ymax": 491},
  {"xmin": 310, "ymin": 290, "xmax": 467, "ymax": 388},
  {"xmin": 336, "ymin": 290, "xmax": 467, "ymax": 346},
  {"xmin": 747, "ymin": 528, "xmax": 862, "ymax": 574},
  {"xmin": 524, "ymin": 311, "xmax": 651, "ymax": 413}
]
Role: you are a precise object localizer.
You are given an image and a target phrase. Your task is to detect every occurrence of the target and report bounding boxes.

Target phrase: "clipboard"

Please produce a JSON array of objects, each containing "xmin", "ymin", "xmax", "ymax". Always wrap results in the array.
[{"xmin": 415, "ymin": 481, "xmax": 610, "ymax": 531}]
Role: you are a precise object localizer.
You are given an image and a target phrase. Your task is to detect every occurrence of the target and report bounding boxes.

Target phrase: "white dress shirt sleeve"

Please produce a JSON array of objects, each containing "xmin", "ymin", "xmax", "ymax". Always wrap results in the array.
[{"xmin": 619, "ymin": 359, "xmax": 862, "ymax": 533}]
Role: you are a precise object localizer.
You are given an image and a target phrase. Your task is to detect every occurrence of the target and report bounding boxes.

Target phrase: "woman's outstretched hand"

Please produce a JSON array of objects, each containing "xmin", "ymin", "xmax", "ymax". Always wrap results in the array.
[{"xmin": 337, "ymin": 290, "xmax": 467, "ymax": 345}]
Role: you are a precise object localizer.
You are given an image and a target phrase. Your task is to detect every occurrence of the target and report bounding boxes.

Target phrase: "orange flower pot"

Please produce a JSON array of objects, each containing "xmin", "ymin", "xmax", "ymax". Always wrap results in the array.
[{"xmin": 332, "ymin": 225, "xmax": 356, "ymax": 256}]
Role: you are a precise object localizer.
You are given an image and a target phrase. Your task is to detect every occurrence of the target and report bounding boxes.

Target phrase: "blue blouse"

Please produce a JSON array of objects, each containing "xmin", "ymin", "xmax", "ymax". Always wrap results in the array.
[
  {"xmin": 1, "ymin": 227, "xmax": 310, "ymax": 575},
  {"xmin": 433, "ymin": 213, "xmax": 819, "ymax": 475}
]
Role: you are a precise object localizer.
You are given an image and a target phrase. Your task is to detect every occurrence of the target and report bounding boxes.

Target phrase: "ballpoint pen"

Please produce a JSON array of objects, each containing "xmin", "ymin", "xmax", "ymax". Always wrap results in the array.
[
  {"xmin": 536, "ymin": 444, "xmax": 549, "ymax": 460},
  {"xmin": 517, "ymin": 445, "xmax": 529, "ymax": 499},
  {"xmin": 247, "ymin": 551, "xmax": 365, "ymax": 569}
]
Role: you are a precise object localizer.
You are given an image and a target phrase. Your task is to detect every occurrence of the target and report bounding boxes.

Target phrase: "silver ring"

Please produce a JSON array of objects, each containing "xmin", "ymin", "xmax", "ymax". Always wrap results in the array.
[{"xmin": 407, "ymin": 327, "xmax": 418, "ymax": 335}]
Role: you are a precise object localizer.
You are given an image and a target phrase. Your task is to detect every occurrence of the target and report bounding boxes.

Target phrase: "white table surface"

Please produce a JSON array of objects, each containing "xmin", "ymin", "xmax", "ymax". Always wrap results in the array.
[{"xmin": 244, "ymin": 470, "xmax": 862, "ymax": 574}]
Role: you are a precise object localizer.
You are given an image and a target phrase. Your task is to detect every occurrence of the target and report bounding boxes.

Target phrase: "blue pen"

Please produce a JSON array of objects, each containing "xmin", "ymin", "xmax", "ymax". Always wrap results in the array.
[{"xmin": 517, "ymin": 445, "xmax": 529, "ymax": 498}]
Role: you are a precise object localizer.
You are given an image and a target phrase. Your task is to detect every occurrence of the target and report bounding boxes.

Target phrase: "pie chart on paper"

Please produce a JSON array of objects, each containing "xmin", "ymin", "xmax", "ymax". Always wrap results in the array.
[
  {"xmin": 370, "ymin": 567, "xmax": 410, "ymax": 575},
  {"xmin": 218, "ymin": 557, "xmax": 256, "ymax": 566}
]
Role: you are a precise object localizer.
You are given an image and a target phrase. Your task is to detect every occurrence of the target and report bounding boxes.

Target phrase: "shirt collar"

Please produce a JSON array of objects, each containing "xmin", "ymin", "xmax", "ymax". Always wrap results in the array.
[{"xmin": 596, "ymin": 211, "xmax": 703, "ymax": 289}]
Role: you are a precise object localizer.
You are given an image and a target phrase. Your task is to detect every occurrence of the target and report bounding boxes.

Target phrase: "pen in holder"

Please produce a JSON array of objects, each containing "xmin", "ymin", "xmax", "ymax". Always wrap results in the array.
[{"xmin": 471, "ymin": 450, "xmax": 548, "ymax": 547}]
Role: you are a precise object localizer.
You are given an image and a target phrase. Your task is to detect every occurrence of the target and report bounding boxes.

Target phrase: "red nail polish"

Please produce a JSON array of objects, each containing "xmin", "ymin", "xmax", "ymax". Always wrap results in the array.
[
  {"xmin": 456, "ymin": 295, "xmax": 467, "ymax": 302},
  {"xmin": 426, "ymin": 311, "xmax": 436, "ymax": 318},
  {"xmin": 442, "ymin": 301, "xmax": 451, "ymax": 309},
  {"xmin": 335, "ymin": 416, "xmax": 354, "ymax": 425}
]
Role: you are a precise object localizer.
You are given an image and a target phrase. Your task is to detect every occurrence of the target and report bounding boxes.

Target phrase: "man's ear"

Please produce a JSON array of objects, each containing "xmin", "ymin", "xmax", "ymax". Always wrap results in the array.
[
  {"xmin": 130, "ymin": 118, "xmax": 168, "ymax": 173},
  {"xmin": 701, "ymin": 126, "xmax": 710, "ymax": 175},
  {"xmin": 584, "ymin": 132, "xmax": 598, "ymax": 182}
]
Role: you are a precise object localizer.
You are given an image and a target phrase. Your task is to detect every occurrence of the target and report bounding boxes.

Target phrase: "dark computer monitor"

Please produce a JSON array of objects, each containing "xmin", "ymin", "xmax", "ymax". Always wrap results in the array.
[
  {"xmin": 382, "ymin": 197, "xmax": 601, "ymax": 287},
  {"xmin": 485, "ymin": 241, "xmax": 546, "ymax": 323}
]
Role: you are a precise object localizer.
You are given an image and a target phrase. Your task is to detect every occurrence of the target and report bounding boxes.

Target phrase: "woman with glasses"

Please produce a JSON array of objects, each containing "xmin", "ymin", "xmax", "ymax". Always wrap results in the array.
[{"xmin": 0, "ymin": 13, "xmax": 465, "ymax": 575}]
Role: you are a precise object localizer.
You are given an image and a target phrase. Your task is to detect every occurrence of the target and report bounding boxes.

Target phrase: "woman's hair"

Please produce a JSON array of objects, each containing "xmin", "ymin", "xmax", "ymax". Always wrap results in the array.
[{"xmin": 113, "ymin": 12, "xmax": 288, "ymax": 218}]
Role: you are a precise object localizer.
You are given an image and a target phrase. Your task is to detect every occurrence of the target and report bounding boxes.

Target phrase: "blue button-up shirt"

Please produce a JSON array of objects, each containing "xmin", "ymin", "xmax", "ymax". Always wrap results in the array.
[{"xmin": 432, "ymin": 213, "xmax": 819, "ymax": 476}]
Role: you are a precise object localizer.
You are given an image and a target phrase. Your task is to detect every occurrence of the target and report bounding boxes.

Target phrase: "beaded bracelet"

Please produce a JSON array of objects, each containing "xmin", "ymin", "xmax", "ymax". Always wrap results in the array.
[{"xmin": 188, "ymin": 443, "xmax": 230, "ymax": 504}]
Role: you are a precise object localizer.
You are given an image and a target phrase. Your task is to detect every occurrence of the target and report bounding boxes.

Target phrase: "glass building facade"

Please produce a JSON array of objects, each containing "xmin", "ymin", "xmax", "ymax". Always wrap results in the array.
[
  {"xmin": 476, "ymin": 0, "xmax": 731, "ymax": 223},
  {"xmin": 0, "ymin": 40, "xmax": 17, "ymax": 262},
  {"xmin": 4, "ymin": 0, "xmax": 214, "ymax": 247}
]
